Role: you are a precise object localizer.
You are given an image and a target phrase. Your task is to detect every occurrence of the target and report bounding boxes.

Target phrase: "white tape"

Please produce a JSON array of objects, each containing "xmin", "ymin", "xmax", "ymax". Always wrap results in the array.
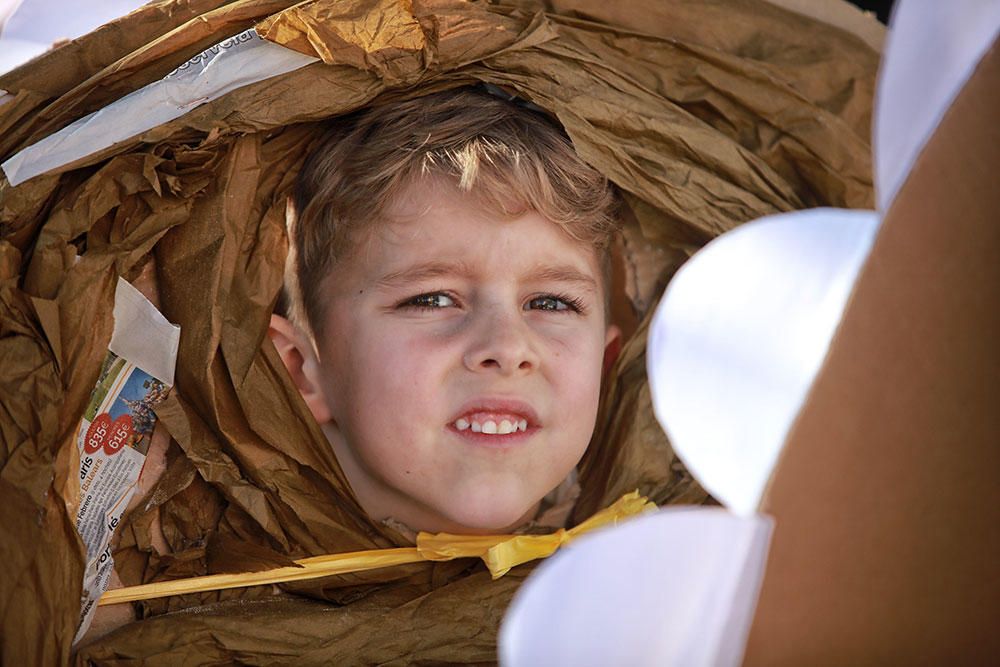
[{"xmin": 2, "ymin": 28, "xmax": 317, "ymax": 186}]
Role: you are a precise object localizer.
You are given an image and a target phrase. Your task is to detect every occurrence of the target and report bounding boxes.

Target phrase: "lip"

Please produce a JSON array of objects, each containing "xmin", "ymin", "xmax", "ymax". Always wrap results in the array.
[
  {"xmin": 448, "ymin": 397, "xmax": 540, "ymax": 428},
  {"xmin": 447, "ymin": 397, "xmax": 540, "ymax": 447}
]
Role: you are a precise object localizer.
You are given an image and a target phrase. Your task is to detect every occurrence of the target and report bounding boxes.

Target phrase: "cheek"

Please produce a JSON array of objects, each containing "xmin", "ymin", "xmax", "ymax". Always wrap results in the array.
[
  {"xmin": 543, "ymin": 324, "xmax": 608, "ymax": 382},
  {"xmin": 544, "ymin": 331, "xmax": 607, "ymax": 426},
  {"xmin": 338, "ymin": 329, "xmax": 449, "ymax": 430}
]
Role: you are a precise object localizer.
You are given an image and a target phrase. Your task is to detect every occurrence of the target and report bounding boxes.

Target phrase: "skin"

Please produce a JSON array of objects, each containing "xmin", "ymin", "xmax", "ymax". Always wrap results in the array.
[{"xmin": 273, "ymin": 177, "xmax": 620, "ymax": 534}]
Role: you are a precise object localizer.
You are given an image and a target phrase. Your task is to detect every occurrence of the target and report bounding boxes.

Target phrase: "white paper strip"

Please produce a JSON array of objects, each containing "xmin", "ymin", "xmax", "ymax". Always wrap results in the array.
[
  {"xmin": 646, "ymin": 209, "xmax": 879, "ymax": 516},
  {"xmin": 875, "ymin": 0, "xmax": 1000, "ymax": 212},
  {"xmin": 108, "ymin": 278, "xmax": 180, "ymax": 386},
  {"xmin": 499, "ymin": 509, "xmax": 773, "ymax": 667},
  {"xmin": 2, "ymin": 28, "xmax": 318, "ymax": 186}
]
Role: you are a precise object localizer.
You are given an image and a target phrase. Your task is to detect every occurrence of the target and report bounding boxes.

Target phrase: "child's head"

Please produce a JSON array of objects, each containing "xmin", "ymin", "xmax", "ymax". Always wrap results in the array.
[{"xmin": 271, "ymin": 88, "xmax": 621, "ymax": 534}]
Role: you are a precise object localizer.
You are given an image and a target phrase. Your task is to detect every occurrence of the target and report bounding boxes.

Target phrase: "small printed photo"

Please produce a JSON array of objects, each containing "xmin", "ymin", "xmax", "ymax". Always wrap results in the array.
[{"xmin": 106, "ymin": 367, "xmax": 169, "ymax": 446}]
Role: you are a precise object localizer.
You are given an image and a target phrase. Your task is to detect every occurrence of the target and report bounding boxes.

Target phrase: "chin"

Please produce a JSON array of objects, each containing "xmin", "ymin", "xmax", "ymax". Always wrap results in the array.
[{"xmin": 439, "ymin": 491, "xmax": 540, "ymax": 535}]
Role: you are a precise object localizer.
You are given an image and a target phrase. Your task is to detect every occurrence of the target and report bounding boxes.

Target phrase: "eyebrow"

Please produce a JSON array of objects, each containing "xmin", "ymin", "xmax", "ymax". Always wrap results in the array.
[
  {"xmin": 523, "ymin": 265, "xmax": 598, "ymax": 293},
  {"xmin": 374, "ymin": 261, "xmax": 597, "ymax": 292},
  {"xmin": 375, "ymin": 260, "xmax": 477, "ymax": 288}
]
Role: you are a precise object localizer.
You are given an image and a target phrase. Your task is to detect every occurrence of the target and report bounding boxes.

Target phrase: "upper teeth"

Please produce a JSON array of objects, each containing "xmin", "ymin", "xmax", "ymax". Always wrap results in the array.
[{"xmin": 454, "ymin": 418, "xmax": 528, "ymax": 434}]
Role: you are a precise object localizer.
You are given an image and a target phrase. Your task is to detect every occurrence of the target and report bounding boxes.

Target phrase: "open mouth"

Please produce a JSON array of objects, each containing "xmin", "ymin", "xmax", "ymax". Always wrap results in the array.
[
  {"xmin": 448, "ymin": 400, "xmax": 539, "ymax": 439},
  {"xmin": 453, "ymin": 414, "xmax": 529, "ymax": 435}
]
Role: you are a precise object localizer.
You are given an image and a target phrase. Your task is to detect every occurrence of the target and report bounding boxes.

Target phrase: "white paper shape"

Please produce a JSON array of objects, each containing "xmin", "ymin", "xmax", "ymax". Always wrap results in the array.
[
  {"xmin": 499, "ymin": 509, "xmax": 773, "ymax": 667},
  {"xmin": 1, "ymin": 28, "xmax": 318, "ymax": 186},
  {"xmin": 646, "ymin": 209, "xmax": 879, "ymax": 516},
  {"xmin": 875, "ymin": 0, "xmax": 1000, "ymax": 212}
]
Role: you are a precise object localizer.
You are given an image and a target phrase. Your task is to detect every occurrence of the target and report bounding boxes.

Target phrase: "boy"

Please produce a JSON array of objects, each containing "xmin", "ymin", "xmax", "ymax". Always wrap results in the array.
[
  {"xmin": 268, "ymin": 87, "xmax": 622, "ymax": 534},
  {"xmin": 81, "ymin": 86, "xmax": 622, "ymax": 644}
]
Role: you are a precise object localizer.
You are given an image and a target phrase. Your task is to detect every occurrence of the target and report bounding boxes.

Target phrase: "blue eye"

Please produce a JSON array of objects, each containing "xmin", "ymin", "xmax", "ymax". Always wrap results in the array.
[
  {"xmin": 526, "ymin": 294, "xmax": 584, "ymax": 313},
  {"xmin": 403, "ymin": 293, "xmax": 456, "ymax": 309}
]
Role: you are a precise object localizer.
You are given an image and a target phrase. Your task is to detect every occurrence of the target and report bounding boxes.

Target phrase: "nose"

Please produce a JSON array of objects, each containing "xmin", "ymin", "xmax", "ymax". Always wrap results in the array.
[{"xmin": 463, "ymin": 308, "xmax": 540, "ymax": 375}]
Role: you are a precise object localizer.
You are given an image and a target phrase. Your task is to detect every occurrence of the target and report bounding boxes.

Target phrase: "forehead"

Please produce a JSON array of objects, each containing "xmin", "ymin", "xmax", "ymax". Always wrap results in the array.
[{"xmin": 337, "ymin": 178, "xmax": 604, "ymax": 290}]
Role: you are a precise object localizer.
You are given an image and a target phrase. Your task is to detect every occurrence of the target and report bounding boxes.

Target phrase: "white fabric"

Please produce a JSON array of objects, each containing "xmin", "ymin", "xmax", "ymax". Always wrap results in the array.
[
  {"xmin": 499, "ymin": 509, "xmax": 773, "ymax": 667},
  {"xmin": 647, "ymin": 209, "xmax": 879, "ymax": 516},
  {"xmin": 875, "ymin": 0, "xmax": 1000, "ymax": 212}
]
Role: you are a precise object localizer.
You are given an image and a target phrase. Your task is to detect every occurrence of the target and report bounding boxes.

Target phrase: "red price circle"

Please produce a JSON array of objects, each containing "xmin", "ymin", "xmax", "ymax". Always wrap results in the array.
[
  {"xmin": 104, "ymin": 414, "xmax": 134, "ymax": 456},
  {"xmin": 84, "ymin": 414, "xmax": 112, "ymax": 455}
]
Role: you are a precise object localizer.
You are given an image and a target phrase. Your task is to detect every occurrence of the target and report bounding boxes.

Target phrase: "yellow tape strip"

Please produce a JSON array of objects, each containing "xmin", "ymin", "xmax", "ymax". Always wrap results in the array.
[{"xmin": 99, "ymin": 491, "xmax": 654, "ymax": 605}]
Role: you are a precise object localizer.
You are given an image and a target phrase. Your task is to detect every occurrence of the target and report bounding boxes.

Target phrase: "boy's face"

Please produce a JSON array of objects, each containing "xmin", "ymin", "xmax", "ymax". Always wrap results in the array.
[{"xmin": 295, "ymin": 178, "xmax": 618, "ymax": 534}]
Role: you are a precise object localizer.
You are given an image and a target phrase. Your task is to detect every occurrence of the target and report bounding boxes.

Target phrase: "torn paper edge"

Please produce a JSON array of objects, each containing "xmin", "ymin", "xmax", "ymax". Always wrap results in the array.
[{"xmin": 108, "ymin": 278, "xmax": 179, "ymax": 386}]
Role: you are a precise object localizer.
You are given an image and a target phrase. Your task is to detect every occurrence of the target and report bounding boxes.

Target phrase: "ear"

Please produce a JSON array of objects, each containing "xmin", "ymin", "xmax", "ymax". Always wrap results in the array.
[
  {"xmin": 603, "ymin": 324, "xmax": 622, "ymax": 378},
  {"xmin": 268, "ymin": 314, "xmax": 332, "ymax": 424}
]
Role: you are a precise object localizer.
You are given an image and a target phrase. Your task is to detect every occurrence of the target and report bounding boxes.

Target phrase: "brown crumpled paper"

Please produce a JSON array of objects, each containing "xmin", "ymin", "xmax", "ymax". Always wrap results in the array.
[{"xmin": 0, "ymin": 0, "xmax": 878, "ymax": 663}]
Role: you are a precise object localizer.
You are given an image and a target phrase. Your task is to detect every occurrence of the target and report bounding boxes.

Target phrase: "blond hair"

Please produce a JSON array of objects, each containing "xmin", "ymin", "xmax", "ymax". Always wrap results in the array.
[{"xmin": 286, "ymin": 87, "xmax": 619, "ymax": 334}]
